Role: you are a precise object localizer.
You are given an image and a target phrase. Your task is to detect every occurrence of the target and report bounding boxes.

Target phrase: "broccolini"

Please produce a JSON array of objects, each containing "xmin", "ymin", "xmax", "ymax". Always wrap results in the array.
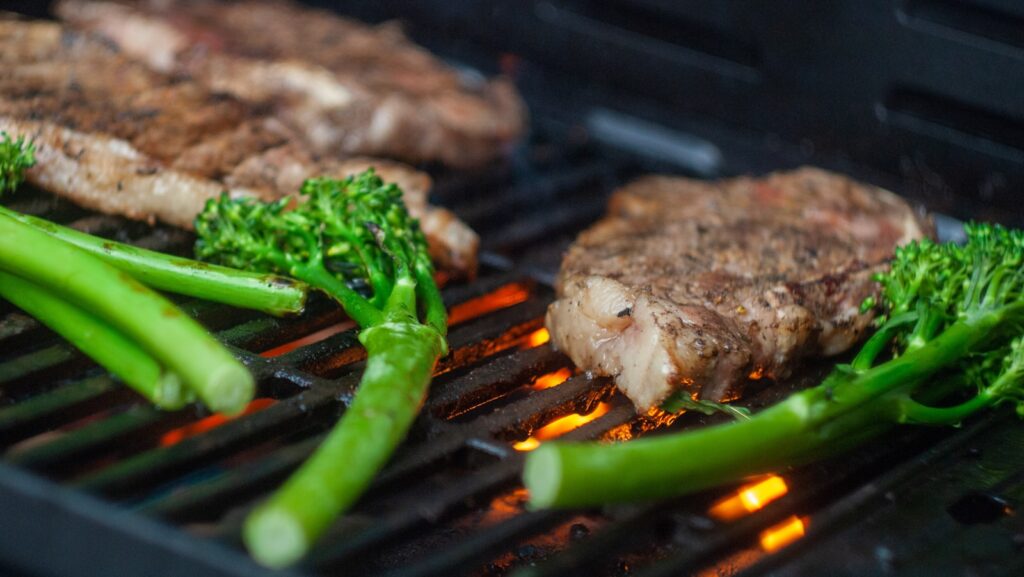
[{"xmin": 195, "ymin": 170, "xmax": 448, "ymax": 567}]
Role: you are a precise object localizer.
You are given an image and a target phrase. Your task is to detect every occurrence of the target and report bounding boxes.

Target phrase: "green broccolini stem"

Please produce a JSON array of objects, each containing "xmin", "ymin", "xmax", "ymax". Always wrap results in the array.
[
  {"xmin": 0, "ymin": 270, "xmax": 190, "ymax": 409},
  {"xmin": 244, "ymin": 321, "xmax": 445, "ymax": 567},
  {"xmin": 0, "ymin": 212, "xmax": 253, "ymax": 415},
  {"xmin": 241, "ymin": 267, "xmax": 443, "ymax": 567},
  {"xmin": 415, "ymin": 263, "xmax": 448, "ymax": 340},
  {"xmin": 384, "ymin": 275, "xmax": 418, "ymax": 320},
  {"xmin": 525, "ymin": 393, "xmax": 811, "ymax": 508},
  {"xmin": 849, "ymin": 311, "xmax": 916, "ymax": 371},
  {"xmin": 900, "ymin": 336, "xmax": 1024, "ymax": 425},
  {"xmin": 777, "ymin": 375, "xmax": 952, "ymax": 465},
  {"xmin": 0, "ymin": 207, "xmax": 307, "ymax": 316},
  {"xmin": 822, "ymin": 312, "xmax": 1001, "ymax": 417},
  {"xmin": 898, "ymin": 394, "xmax": 991, "ymax": 426},
  {"xmin": 289, "ymin": 263, "xmax": 382, "ymax": 328}
]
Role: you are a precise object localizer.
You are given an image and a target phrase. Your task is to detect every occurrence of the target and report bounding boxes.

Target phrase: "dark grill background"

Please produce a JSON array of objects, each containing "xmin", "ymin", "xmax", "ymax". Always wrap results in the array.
[{"xmin": 3, "ymin": 2, "xmax": 1024, "ymax": 576}]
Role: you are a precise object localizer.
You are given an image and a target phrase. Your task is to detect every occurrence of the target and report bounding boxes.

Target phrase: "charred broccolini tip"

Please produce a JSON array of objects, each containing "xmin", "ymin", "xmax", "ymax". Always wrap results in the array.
[
  {"xmin": 196, "ymin": 169, "xmax": 449, "ymax": 567},
  {"xmin": 524, "ymin": 222, "xmax": 1024, "ymax": 509}
]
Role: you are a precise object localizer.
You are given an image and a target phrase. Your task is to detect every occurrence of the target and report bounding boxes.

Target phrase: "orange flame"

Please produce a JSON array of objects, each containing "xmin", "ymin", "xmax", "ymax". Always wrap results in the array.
[
  {"xmin": 522, "ymin": 328, "xmax": 550, "ymax": 349},
  {"xmin": 482, "ymin": 487, "xmax": 531, "ymax": 525},
  {"xmin": 532, "ymin": 368, "xmax": 572, "ymax": 390},
  {"xmin": 708, "ymin": 475, "xmax": 789, "ymax": 522},
  {"xmin": 513, "ymin": 402, "xmax": 611, "ymax": 451},
  {"xmin": 159, "ymin": 398, "xmax": 276, "ymax": 447},
  {"xmin": 261, "ymin": 321, "xmax": 356, "ymax": 357},
  {"xmin": 748, "ymin": 366, "xmax": 765, "ymax": 380},
  {"xmin": 512, "ymin": 437, "xmax": 541, "ymax": 451},
  {"xmin": 448, "ymin": 284, "xmax": 531, "ymax": 326},
  {"xmin": 759, "ymin": 516, "xmax": 806, "ymax": 552}
]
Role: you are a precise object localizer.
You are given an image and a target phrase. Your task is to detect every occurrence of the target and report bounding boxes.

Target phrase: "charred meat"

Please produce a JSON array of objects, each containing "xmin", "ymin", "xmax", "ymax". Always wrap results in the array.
[
  {"xmin": 546, "ymin": 168, "xmax": 929, "ymax": 410},
  {"xmin": 57, "ymin": 0, "xmax": 527, "ymax": 169},
  {"xmin": 0, "ymin": 20, "xmax": 478, "ymax": 275}
]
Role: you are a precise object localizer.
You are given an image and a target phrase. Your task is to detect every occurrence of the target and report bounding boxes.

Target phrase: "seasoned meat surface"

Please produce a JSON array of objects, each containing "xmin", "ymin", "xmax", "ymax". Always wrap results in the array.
[
  {"xmin": 57, "ymin": 0, "xmax": 527, "ymax": 168},
  {"xmin": 0, "ymin": 19, "xmax": 477, "ymax": 275},
  {"xmin": 547, "ymin": 168, "xmax": 929, "ymax": 410}
]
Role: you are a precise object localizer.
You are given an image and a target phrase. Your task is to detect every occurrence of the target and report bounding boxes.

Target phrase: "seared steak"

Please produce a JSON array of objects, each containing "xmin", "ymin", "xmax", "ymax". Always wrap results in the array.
[
  {"xmin": 0, "ymin": 20, "xmax": 477, "ymax": 274},
  {"xmin": 56, "ymin": 0, "xmax": 527, "ymax": 168},
  {"xmin": 546, "ymin": 168, "xmax": 929, "ymax": 410}
]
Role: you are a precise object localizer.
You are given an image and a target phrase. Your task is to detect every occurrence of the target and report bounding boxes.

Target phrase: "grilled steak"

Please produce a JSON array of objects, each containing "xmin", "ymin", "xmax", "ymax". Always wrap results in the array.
[
  {"xmin": 547, "ymin": 168, "xmax": 929, "ymax": 410},
  {"xmin": 56, "ymin": 0, "xmax": 527, "ymax": 169},
  {"xmin": 0, "ymin": 19, "xmax": 477, "ymax": 274}
]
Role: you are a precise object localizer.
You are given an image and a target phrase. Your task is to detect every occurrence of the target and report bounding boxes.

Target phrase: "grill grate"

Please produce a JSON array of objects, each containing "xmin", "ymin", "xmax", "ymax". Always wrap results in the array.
[{"xmin": 2, "ymin": 104, "xmax": 1024, "ymax": 577}]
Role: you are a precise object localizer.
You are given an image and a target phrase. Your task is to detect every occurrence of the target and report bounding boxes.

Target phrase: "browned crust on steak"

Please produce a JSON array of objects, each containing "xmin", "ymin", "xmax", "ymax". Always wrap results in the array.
[
  {"xmin": 0, "ymin": 19, "xmax": 478, "ymax": 275},
  {"xmin": 56, "ymin": 0, "xmax": 528, "ymax": 168},
  {"xmin": 546, "ymin": 168, "xmax": 930, "ymax": 410}
]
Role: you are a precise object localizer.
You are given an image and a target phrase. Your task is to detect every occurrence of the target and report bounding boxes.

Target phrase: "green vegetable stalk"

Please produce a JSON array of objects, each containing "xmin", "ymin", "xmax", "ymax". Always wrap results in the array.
[
  {"xmin": 194, "ymin": 170, "xmax": 448, "ymax": 567},
  {"xmin": 0, "ymin": 211, "xmax": 254, "ymax": 414},
  {"xmin": 0, "ymin": 270, "xmax": 191, "ymax": 409},
  {"xmin": 0, "ymin": 205, "xmax": 306, "ymax": 316},
  {"xmin": 524, "ymin": 223, "xmax": 1024, "ymax": 509}
]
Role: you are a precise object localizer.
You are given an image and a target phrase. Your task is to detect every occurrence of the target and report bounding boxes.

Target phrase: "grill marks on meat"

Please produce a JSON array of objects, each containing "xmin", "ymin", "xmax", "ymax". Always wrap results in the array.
[
  {"xmin": 56, "ymin": 0, "xmax": 527, "ymax": 168},
  {"xmin": 546, "ymin": 168, "xmax": 929, "ymax": 410},
  {"xmin": 0, "ymin": 20, "xmax": 478, "ymax": 275}
]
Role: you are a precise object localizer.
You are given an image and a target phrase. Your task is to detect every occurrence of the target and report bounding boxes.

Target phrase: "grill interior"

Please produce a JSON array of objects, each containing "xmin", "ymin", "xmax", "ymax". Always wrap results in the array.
[
  {"xmin": 4, "ymin": 2, "xmax": 1024, "ymax": 577},
  {"xmin": 4, "ymin": 114, "xmax": 1024, "ymax": 577}
]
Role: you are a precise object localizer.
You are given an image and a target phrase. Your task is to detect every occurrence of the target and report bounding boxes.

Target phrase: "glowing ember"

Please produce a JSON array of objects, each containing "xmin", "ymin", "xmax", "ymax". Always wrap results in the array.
[
  {"xmin": 448, "ymin": 283, "xmax": 531, "ymax": 326},
  {"xmin": 512, "ymin": 437, "xmax": 541, "ymax": 451},
  {"xmin": 532, "ymin": 368, "xmax": 572, "ymax": 390},
  {"xmin": 481, "ymin": 487, "xmax": 531, "ymax": 525},
  {"xmin": 748, "ymin": 366, "xmax": 765, "ymax": 380},
  {"xmin": 159, "ymin": 398, "xmax": 276, "ymax": 446},
  {"xmin": 513, "ymin": 402, "xmax": 611, "ymax": 451},
  {"xmin": 535, "ymin": 403, "xmax": 611, "ymax": 440},
  {"xmin": 522, "ymin": 327, "xmax": 550, "ymax": 349},
  {"xmin": 260, "ymin": 321, "xmax": 356, "ymax": 357},
  {"xmin": 708, "ymin": 475, "xmax": 789, "ymax": 521},
  {"xmin": 759, "ymin": 516, "xmax": 806, "ymax": 552}
]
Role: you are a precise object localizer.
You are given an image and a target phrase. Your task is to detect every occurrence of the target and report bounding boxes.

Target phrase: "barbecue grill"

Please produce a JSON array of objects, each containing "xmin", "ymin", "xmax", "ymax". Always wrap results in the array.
[{"xmin": 3, "ymin": 1, "xmax": 1024, "ymax": 576}]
